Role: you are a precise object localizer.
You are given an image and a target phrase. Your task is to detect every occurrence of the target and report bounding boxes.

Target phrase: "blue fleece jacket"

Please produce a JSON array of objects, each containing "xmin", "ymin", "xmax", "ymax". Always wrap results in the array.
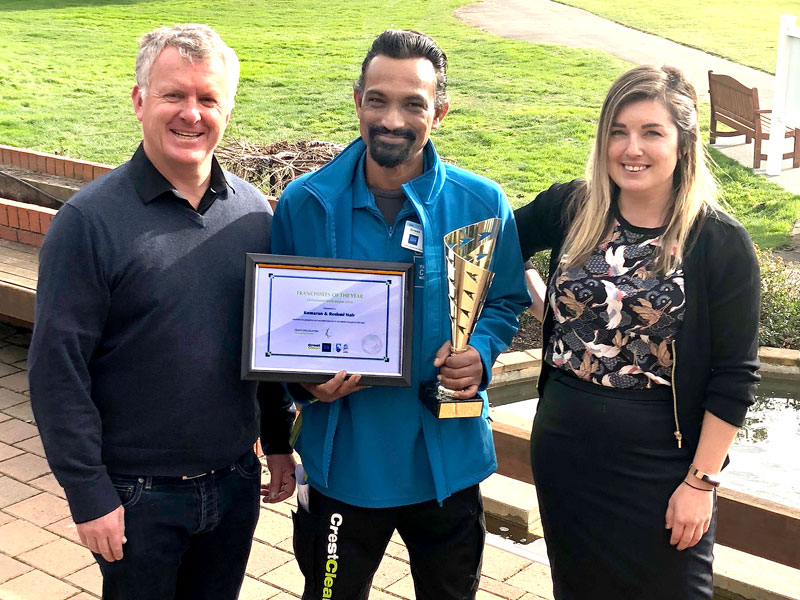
[{"xmin": 271, "ymin": 138, "xmax": 529, "ymax": 507}]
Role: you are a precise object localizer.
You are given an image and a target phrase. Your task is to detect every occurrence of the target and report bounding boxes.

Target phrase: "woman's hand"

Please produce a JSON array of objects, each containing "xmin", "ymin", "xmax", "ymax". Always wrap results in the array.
[
  {"xmin": 665, "ymin": 480, "xmax": 714, "ymax": 550},
  {"xmin": 665, "ymin": 411, "xmax": 737, "ymax": 550}
]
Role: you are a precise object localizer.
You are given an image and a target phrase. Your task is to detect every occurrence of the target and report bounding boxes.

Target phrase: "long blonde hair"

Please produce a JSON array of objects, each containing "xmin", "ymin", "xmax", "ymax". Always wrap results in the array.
[{"xmin": 561, "ymin": 65, "xmax": 719, "ymax": 274}]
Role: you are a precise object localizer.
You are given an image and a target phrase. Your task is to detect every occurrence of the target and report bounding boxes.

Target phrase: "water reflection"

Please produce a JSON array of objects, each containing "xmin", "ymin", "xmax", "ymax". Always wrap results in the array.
[
  {"xmin": 738, "ymin": 379, "xmax": 799, "ymax": 443},
  {"xmin": 727, "ymin": 377, "xmax": 800, "ymax": 508}
]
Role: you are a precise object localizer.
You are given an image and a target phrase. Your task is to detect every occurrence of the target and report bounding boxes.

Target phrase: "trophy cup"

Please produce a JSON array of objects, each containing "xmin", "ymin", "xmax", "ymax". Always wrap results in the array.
[{"xmin": 421, "ymin": 218, "xmax": 501, "ymax": 418}]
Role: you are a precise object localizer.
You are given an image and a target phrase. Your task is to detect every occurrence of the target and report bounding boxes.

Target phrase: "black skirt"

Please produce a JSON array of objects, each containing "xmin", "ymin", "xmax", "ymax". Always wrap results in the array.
[{"xmin": 531, "ymin": 371, "xmax": 715, "ymax": 600}]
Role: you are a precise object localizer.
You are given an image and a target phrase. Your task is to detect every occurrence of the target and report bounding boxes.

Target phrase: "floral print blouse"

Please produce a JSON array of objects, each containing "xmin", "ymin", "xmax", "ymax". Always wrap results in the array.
[{"xmin": 544, "ymin": 207, "xmax": 686, "ymax": 389}]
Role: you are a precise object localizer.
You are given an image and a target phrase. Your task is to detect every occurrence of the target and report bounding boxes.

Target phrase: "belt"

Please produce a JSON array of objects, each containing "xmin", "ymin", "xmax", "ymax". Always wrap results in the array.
[
  {"xmin": 109, "ymin": 463, "xmax": 237, "ymax": 484},
  {"xmin": 180, "ymin": 468, "xmax": 225, "ymax": 480}
]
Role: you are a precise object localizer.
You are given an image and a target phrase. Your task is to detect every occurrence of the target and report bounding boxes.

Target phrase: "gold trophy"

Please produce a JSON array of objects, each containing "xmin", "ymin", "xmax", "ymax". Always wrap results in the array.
[{"xmin": 421, "ymin": 218, "xmax": 501, "ymax": 418}]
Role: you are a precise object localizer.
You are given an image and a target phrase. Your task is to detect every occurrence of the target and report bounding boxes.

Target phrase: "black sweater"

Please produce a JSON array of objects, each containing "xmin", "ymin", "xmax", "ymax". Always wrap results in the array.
[
  {"xmin": 29, "ymin": 148, "xmax": 293, "ymax": 523},
  {"xmin": 515, "ymin": 180, "xmax": 760, "ymax": 454}
]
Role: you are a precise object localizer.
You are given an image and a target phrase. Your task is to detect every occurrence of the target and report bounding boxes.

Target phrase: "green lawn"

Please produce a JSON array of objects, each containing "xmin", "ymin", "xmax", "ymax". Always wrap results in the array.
[
  {"xmin": 556, "ymin": 0, "xmax": 796, "ymax": 74},
  {"xmin": 0, "ymin": 0, "xmax": 797, "ymax": 248}
]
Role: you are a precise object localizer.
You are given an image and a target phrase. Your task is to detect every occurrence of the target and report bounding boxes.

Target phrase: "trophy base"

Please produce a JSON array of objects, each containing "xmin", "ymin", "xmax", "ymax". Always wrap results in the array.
[{"xmin": 420, "ymin": 382, "xmax": 483, "ymax": 419}]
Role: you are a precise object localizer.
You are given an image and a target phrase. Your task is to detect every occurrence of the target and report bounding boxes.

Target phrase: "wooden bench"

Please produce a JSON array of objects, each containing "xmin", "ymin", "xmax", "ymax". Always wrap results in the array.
[
  {"xmin": 0, "ymin": 237, "xmax": 38, "ymax": 327},
  {"xmin": 708, "ymin": 70, "xmax": 800, "ymax": 169}
]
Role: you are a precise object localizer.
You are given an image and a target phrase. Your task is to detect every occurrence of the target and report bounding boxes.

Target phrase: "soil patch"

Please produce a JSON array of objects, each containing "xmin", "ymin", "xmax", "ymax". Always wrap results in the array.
[{"xmin": 510, "ymin": 311, "xmax": 542, "ymax": 351}]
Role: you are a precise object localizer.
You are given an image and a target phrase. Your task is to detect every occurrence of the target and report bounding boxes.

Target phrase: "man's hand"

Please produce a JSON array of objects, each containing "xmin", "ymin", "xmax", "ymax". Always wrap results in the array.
[
  {"xmin": 300, "ymin": 370, "xmax": 367, "ymax": 403},
  {"xmin": 77, "ymin": 505, "xmax": 126, "ymax": 562},
  {"xmin": 261, "ymin": 454, "xmax": 297, "ymax": 503},
  {"xmin": 434, "ymin": 341, "xmax": 484, "ymax": 399}
]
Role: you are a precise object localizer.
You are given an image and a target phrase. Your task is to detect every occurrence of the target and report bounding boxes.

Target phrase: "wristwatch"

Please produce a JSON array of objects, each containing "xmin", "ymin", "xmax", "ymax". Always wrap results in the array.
[{"xmin": 690, "ymin": 465, "xmax": 720, "ymax": 488}]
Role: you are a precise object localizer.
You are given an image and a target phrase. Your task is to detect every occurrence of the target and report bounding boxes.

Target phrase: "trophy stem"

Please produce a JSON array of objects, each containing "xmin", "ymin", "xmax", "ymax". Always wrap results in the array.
[
  {"xmin": 420, "ymin": 217, "xmax": 501, "ymax": 419},
  {"xmin": 437, "ymin": 384, "xmax": 459, "ymax": 397}
]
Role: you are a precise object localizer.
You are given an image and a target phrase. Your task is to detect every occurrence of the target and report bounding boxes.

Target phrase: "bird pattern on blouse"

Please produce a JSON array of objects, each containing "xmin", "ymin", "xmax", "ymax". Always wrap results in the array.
[{"xmin": 545, "ymin": 218, "xmax": 686, "ymax": 389}]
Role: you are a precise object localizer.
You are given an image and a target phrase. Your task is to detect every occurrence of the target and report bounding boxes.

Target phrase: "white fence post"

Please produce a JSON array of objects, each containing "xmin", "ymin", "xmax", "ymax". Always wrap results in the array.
[{"xmin": 766, "ymin": 14, "xmax": 800, "ymax": 176}]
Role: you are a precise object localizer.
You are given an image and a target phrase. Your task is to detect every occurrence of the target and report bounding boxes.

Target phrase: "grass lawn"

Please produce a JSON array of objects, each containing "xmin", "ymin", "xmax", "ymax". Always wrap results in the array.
[
  {"xmin": 0, "ymin": 0, "xmax": 797, "ymax": 248},
  {"xmin": 555, "ymin": 0, "xmax": 796, "ymax": 74}
]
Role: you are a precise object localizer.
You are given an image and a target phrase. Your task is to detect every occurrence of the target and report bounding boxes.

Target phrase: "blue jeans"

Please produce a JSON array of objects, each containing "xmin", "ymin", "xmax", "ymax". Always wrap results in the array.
[{"xmin": 96, "ymin": 450, "xmax": 261, "ymax": 600}]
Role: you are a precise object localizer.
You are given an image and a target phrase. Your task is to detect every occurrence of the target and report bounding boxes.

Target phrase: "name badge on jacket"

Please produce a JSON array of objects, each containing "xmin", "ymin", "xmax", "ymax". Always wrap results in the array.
[{"xmin": 401, "ymin": 221, "xmax": 423, "ymax": 253}]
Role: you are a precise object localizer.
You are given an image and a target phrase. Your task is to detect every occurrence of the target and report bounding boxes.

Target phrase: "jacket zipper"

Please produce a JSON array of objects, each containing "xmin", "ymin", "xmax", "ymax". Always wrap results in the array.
[
  {"xmin": 539, "ymin": 263, "xmax": 552, "ymax": 326},
  {"xmin": 671, "ymin": 340, "xmax": 682, "ymax": 448}
]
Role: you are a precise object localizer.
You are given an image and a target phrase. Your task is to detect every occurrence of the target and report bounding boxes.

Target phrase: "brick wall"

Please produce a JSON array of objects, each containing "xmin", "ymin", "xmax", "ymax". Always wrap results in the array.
[
  {"xmin": 0, "ymin": 145, "xmax": 114, "ymax": 248},
  {"xmin": 0, "ymin": 199, "xmax": 57, "ymax": 248},
  {"xmin": 0, "ymin": 144, "xmax": 112, "ymax": 183}
]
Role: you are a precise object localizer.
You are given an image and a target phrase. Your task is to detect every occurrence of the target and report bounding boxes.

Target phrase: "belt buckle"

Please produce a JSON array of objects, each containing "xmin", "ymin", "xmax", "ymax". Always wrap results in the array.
[{"xmin": 181, "ymin": 469, "xmax": 215, "ymax": 480}]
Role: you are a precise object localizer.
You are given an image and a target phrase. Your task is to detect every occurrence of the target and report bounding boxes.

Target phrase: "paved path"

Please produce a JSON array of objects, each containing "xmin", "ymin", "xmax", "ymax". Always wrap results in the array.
[
  {"xmin": 0, "ymin": 324, "xmax": 554, "ymax": 600},
  {"xmin": 455, "ymin": 0, "xmax": 800, "ymax": 199}
]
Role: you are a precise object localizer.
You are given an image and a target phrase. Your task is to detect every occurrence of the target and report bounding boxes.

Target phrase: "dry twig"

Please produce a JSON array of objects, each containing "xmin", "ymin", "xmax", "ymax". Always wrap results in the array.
[{"xmin": 216, "ymin": 139, "xmax": 345, "ymax": 201}]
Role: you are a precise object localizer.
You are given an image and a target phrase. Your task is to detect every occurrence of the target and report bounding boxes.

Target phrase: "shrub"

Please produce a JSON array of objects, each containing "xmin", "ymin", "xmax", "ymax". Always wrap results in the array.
[
  {"xmin": 756, "ymin": 246, "xmax": 800, "ymax": 349},
  {"xmin": 529, "ymin": 250, "xmax": 551, "ymax": 279}
]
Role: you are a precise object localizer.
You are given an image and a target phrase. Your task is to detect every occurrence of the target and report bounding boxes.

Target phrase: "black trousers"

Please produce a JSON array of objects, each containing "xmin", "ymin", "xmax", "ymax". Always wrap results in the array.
[
  {"xmin": 532, "ymin": 372, "xmax": 715, "ymax": 600},
  {"xmin": 292, "ymin": 484, "xmax": 485, "ymax": 600}
]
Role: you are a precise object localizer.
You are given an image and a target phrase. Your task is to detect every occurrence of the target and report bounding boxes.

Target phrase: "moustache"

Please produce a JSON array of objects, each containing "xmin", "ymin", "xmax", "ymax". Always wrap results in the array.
[{"xmin": 369, "ymin": 126, "xmax": 416, "ymax": 141}]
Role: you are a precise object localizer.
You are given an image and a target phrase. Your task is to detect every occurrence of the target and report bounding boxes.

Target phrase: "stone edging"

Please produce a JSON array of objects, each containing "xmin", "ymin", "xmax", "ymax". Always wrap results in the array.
[{"xmin": 757, "ymin": 347, "xmax": 800, "ymax": 377}]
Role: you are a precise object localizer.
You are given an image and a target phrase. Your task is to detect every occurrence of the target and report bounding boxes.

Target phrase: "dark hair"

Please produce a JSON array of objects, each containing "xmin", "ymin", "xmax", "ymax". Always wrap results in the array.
[{"xmin": 354, "ymin": 29, "xmax": 448, "ymax": 108}]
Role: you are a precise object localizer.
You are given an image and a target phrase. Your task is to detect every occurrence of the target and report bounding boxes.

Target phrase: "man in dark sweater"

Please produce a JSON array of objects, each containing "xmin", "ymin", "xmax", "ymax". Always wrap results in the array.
[{"xmin": 28, "ymin": 24, "xmax": 295, "ymax": 600}]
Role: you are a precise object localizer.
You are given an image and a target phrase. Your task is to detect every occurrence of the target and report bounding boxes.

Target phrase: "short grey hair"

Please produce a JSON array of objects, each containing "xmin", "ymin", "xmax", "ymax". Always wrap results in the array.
[{"xmin": 135, "ymin": 24, "xmax": 240, "ymax": 107}]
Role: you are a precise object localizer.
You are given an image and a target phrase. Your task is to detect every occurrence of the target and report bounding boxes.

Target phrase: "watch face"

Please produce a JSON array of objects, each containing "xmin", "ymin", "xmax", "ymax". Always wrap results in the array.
[{"xmin": 693, "ymin": 468, "xmax": 720, "ymax": 487}]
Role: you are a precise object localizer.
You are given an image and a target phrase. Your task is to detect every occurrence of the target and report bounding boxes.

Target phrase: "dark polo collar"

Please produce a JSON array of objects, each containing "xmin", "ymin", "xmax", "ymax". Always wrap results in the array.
[{"xmin": 129, "ymin": 143, "xmax": 234, "ymax": 206}]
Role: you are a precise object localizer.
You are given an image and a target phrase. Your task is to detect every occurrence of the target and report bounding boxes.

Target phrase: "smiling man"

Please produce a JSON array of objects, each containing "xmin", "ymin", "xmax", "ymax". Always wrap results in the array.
[
  {"xmin": 271, "ymin": 30, "xmax": 529, "ymax": 600},
  {"xmin": 29, "ymin": 24, "xmax": 295, "ymax": 600}
]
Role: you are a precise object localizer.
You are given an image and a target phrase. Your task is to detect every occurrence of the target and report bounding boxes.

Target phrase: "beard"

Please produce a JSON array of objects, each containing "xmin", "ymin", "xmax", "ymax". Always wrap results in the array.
[{"xmin": 367, "ymin": 126, "xmax": 417, "ymax": 168}]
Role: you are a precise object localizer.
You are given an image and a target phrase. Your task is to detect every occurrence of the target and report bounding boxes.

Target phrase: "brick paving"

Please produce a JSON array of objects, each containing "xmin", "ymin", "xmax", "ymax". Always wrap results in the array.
[{"xmin": 0, "ymin": 324, "xmax": 554, "ymax": 599}]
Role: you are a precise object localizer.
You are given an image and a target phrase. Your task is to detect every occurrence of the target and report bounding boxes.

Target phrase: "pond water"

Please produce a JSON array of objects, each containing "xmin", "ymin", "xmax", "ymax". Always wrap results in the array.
[
  {"xmin": 726, "ymin": 376, "xmax": 799, "ymax": 508},
  {"xmin": 492, "ymin": 375, "xmax": 800, "ymax": 509}
]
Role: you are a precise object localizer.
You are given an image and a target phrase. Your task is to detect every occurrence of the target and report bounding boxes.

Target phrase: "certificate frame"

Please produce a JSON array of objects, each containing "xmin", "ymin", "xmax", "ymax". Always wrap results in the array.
[{"xmin": 241, "ymin": 254, "xmax": 414, "ymax": 387}]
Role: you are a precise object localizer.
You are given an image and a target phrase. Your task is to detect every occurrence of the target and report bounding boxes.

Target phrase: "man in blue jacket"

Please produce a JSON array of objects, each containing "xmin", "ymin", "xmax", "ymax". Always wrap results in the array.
[{"xmin": 271, "ymin": 29, "xmax": 529, "ymax": 600}]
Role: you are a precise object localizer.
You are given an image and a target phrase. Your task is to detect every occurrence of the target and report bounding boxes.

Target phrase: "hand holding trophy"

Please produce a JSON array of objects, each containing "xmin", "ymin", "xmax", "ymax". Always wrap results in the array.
[{"xmin": 421, "ymin": 218, "xmax": 500, "ymax": 418}]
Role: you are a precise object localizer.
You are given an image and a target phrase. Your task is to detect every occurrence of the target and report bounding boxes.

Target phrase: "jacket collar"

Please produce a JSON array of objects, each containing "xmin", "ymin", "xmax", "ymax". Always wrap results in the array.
[{"xmin": 302, "ymin": 137, "xmax": 446, "ymax": 209}]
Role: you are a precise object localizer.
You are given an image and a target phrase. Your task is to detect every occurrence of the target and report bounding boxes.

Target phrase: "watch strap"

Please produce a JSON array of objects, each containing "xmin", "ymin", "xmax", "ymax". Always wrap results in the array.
[{"xmin": 690, "ymin": 465, "xmax": 720, "ymax": 488}]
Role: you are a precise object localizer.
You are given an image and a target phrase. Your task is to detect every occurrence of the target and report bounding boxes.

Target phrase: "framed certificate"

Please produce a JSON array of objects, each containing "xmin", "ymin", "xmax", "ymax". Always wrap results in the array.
[{"xmin": 242, "ymin": 254, "xmax": 414, "ymax": 386}]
